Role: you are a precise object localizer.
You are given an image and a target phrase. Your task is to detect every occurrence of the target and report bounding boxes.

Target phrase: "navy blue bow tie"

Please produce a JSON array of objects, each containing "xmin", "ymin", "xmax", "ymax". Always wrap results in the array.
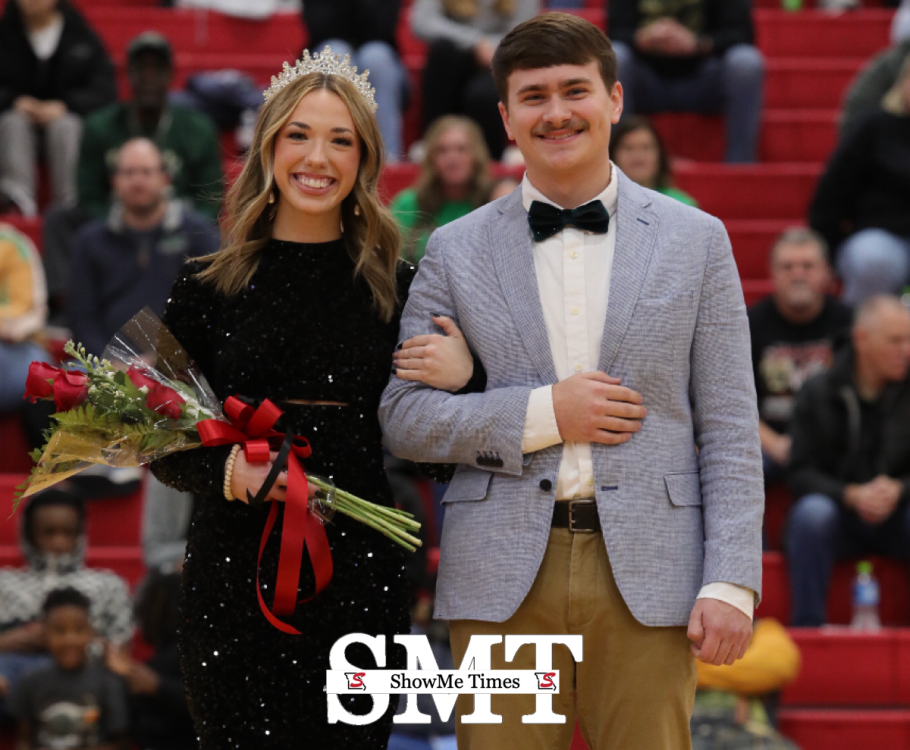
[{"xmin": 527, "ymin": 199, "xmax": 610, "ymax": 242}]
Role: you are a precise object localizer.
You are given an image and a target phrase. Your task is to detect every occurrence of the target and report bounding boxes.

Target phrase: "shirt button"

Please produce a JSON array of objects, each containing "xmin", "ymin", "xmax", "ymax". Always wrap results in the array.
[
  {"xmin": 575, "ymin": 363, "xmax": 583, "ymax": 372},
  {"xmin": 571, "ymin": 306, "xmax": 580, "ymax": 316},
  {"xmin": 539, "ymin": 479, "xmax": 552, "ymax": 491},
  {"xmin": 570, "ymin": 251, "xmax": 578, "ymax": 260}
]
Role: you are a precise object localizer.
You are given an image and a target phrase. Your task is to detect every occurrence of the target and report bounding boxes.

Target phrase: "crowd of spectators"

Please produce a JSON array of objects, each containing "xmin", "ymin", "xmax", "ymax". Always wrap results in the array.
[{"xmin": 0, "ymin": 0, "xmax": 909, "ymax": 747}]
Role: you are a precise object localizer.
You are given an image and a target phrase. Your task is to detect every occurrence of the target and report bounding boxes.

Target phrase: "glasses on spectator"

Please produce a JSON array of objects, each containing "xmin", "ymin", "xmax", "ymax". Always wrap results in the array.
[{"xmin": 116, "ymin": 167, "xmax": 165, "ymax": 178}]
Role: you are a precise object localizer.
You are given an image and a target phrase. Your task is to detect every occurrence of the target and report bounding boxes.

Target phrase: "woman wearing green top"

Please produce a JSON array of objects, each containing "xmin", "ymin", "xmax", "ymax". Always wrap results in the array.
[
  {"xmin": 609, "ymin": 116, "xmax": 699, "ymax": 208},
  {"xmin": 390, "ymin": 115, "xmax": 491, "ymax": 262}
]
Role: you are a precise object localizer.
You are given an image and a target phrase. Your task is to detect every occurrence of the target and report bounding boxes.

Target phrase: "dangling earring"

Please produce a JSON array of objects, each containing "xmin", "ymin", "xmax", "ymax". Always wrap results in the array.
[
  {"xmin": 268, "ymin": 189, "xmax": 276, "ymax": 204},
  {"xmin": 353, "ymin": 204, "xmax": 361, "ymax": 216}
]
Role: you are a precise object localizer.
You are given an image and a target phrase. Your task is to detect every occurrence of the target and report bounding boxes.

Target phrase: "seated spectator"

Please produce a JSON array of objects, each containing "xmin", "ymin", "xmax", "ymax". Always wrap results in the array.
[
  {"xmin": 608, "ymin": 115, "xmax": 698, "ymax": 206},
  {"xmin": 303, "ymin": 0, "xmax": 407, "ymax": 161},
  {"xmin": 786, "ymin": 296, "xmax": 910, "ymax": 627},
  {"xmin": 0, "ymin": 222, "xmax": 51, "ymax": 415},
  {"xmin": 66, "ymin": 138, "xmax": 220, "ymax": 357},
  {"xmin": 0, "ymin": 489, "xmax": 133, "ymax": 717},
  {"xmin": 810, "ymin": 57, "xmax": 910, "ymax": 306},
  {"xmin": 390, "ymin": 116, "xmax": 491, "ymax": 262},
  {"xmin": 411, "ymin": 0, "xmax": 539, "ymax": 159},
  {"xmin": 42, "ymin": 32, "xmax": 223, "ymax": 325},
  {"xmin": 8, "ymin": 588, "xmax": 129, "ymax": 750},
  {"xmin": 840, "ymin": 38, "xmax": 910, "ymax": 138},
  {"xmin": 609, "ymin": 0, "xmax": 764, "ymax": 164},
  {"xmin": 105, "ymin": 571, "xmax": 195, "ymax": 750},
  {"xmin": 78, "ymin": 33, "xmax": 222, "ymax": 222},
  {"xmin": 748, "ymin": 228, "xmax": 852, "ymax": 484},
  {"xmin": 486, "ymin": 174, "xmax": 520, "ymax": 202},
  {"xmin": 0, "ymin": 0, "xmax": 116, "ymax": 216},
  {"xmin": 691, "ymin": 618, "xmax": 800, "ymax": 749}
]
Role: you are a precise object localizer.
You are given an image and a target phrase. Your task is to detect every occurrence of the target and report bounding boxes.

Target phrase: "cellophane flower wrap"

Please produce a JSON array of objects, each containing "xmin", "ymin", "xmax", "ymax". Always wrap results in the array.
[
  {"xmin": 17, "ymin": 309, "xmax": 421, "ymax": 557},
  {"xmin": 17, "ymin": 308, "xmax": 223, "ymax": 504}
]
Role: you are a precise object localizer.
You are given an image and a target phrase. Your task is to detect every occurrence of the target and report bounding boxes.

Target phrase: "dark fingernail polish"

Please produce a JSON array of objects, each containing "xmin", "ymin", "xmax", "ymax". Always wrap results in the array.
[
  {"xmin": 431, "ymin": 312, "xmax": 443, "ymax": 318},
  {"xmin": 391, "ymin": 366, "xmax": 397, "ymax": 374}
]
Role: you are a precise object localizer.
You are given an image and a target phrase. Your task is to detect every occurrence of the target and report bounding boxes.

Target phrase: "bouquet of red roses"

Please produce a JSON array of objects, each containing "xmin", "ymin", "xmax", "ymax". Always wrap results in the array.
[{"xmin": 18, "ymin": 309, "xmax": 420, "ymax": 552}]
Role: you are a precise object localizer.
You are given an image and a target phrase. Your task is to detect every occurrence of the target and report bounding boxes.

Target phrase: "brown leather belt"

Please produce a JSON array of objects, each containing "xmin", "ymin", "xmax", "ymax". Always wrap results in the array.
[{"xmin": 552, "ymin": 499, "xmax": 601, "ymax": 533}]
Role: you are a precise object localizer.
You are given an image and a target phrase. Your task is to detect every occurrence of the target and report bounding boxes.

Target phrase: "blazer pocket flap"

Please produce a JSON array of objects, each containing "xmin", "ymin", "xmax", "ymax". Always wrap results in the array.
[
  {"xmin": 665, "ymin": 471, "xmax": 703, "ymax": 507},
  {"xmin": 442, "ymin": 467, "xmax": 493, "ymax": 504}
]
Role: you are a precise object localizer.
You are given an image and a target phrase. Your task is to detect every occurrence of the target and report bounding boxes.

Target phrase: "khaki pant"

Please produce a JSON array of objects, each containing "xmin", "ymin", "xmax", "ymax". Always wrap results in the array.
[{"xmin": 449, "ymin": 528, "xmax": 696, "ymax": 750}]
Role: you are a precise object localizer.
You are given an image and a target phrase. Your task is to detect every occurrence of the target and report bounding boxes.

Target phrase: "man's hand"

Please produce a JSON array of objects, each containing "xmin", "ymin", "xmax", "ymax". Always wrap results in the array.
[
  {"xmin": 552, "ymin": 371, "xmax": 646, "ymax": 445},
  {"xmin": 32, "ymin": 100, "xmax": 67, "ymax": 126},
  {"xmin": 845, "ymin": 477, "xmax": 902, "ymax": 525},
  {"xmin": 765, "ymin": 432, "xmax": 791, "ymax": 467},
  {"xmin": 635, "ymin": 18, "xmax": 698, "ymax": 56},
  {"xmin": 687, "ymin": 598, "xmax": 752, "ymax": 666},
  {"xmin": 13, "ymin": 96, "xmax": 41, "ymax": 122}
]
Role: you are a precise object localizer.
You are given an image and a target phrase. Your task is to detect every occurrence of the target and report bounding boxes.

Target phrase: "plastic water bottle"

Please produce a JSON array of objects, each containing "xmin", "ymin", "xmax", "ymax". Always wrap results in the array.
[{"xmin": 851, "ymin": 561, "xmax": 881, "ymax": 631}]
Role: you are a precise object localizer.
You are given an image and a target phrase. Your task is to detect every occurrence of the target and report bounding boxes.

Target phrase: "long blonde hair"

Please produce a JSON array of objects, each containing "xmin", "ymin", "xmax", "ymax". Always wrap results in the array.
[
  {"xmin": 882, "ymin": 55, "xmax": 910, "ymax": 116},
  {"xmin": 403, "ymin": 116, "xmax": 490, "ymax": 262},
  {"xmin": 197, "ymin": 73, "xmax": 401, "ymax": 322}
]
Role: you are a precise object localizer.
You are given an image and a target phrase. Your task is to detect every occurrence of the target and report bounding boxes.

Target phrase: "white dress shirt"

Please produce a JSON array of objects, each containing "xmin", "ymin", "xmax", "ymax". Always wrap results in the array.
[{"xmin": 519, "ymin": 167, "xmax": 754, "ymax": 620}]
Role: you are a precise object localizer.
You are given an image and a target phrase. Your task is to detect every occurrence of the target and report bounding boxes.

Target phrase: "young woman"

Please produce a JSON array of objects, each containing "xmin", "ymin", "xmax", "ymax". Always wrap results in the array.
[
  {"xmin": 390, "ymin": 115, "xmax": 490, "ymax": 262},
  {"xmin": 609, "ymin": 116, "xmax": 698, "ymax": 207},
  {"xmin": 149, "ymin": 51, "xmax": 476, "ymax": 749}
]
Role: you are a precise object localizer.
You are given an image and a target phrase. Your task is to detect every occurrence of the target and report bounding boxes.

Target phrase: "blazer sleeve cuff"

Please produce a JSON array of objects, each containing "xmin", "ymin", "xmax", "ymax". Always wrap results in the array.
[
  {"xmin": 697, "ymin": 582, "xmax": 755, "ymax": 621},
  {"xmin": 521, "ymin": 386, "xmax": 563, "ymax": 454}
]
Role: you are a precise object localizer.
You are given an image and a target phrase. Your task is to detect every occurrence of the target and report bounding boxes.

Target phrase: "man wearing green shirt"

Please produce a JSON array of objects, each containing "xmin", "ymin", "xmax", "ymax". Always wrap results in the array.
[{"xmin": 77, "ymin": 32, "xmax": 222, "ymax": 221}]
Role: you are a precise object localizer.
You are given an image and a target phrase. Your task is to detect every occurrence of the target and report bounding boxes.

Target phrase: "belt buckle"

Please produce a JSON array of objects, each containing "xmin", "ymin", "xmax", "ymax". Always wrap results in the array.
[{"xmin": 568, "ymin": 498, "xmax": 596, "ymax": 534}]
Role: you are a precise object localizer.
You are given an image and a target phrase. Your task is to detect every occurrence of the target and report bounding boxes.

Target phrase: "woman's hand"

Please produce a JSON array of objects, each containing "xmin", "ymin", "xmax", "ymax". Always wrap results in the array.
[
  {"xmin": 229, "ymin": 450, "xmax": 320, "ymax": 504},
  {"xmin": 230, "ymin": 450, "xmax": 289, "ymax": 504},
  {"xmin": 393, "ymin": 315, "xmax": 474, "ymax": 392}
]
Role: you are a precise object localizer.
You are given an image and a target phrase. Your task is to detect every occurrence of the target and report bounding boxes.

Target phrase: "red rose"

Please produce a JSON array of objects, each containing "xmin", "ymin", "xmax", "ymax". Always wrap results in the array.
[
  {"xmin": 145, "ymin": 384, "xmax": 185, "ymax": 420},
  {"xmin": 51, "ymin": 370, "xmax": 89, "ymax": 411},
  {"xmin": 24, "ymin": 362, "xmax": 62, "ymax": 403},
  {"xmin": 126, "ymin": 366, "xmax": 159, "ymax": 391}
]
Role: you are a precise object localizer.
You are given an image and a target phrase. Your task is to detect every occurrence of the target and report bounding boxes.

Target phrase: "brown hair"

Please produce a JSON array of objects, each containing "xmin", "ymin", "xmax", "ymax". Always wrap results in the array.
[
  {"xmin": 492, "ymin": 12, "xmax": 617, "ymax": 104},
  {"xmin": 608, "ymin": 116, "xmax": 672, "ymax": 191},
  {"xmin": 404, "ymin": 116, "xmax": 491, "ymax": 262},
  {"xmin": 443, "ymin": 0, "xmax": 514, "ymax": 20},
  {"xmin": 196, "ymin": 72, "xmax": 401, "ymax": 322}
]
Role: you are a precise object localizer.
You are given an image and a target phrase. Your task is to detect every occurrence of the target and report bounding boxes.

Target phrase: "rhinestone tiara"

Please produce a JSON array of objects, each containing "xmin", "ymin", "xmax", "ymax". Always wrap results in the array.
[{"xmin": 263, "ymin": 45, "xmax": 377, "ymax": 112}]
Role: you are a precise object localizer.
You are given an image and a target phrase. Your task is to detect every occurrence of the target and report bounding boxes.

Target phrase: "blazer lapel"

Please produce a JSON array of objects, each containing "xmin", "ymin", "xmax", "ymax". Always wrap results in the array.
[
  {"xmin": 490, "ymin": 191, "xmax": 559, "ymax": 385},
  {"xmin": 598, "ymin": 172, "xmax": 659, "ymax": 373}
]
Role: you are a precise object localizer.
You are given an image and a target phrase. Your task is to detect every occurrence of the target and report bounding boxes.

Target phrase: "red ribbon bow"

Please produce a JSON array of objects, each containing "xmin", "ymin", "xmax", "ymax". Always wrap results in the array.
[{"xmin": 198, "ymin": 397, "xmax": 333, "ymax": 634}]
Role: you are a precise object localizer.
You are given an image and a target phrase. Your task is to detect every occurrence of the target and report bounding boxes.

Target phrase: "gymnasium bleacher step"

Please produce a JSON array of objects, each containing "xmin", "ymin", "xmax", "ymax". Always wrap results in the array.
[{"xmin": 778, "ymin": 708, "xmax": 910, "ymax": 750}]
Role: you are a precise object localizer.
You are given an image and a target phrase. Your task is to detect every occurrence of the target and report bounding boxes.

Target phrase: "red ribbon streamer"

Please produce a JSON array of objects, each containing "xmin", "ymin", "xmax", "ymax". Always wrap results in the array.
[{"xmin": 198, "ymin": 397, "xmax": 333, "ymax": 634}]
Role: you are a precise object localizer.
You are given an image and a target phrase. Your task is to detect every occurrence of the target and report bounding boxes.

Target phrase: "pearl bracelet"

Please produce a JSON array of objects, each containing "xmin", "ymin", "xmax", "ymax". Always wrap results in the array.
[{"xmin": 223, "ymin": 444, "xmax": 242, "ymax": 502}]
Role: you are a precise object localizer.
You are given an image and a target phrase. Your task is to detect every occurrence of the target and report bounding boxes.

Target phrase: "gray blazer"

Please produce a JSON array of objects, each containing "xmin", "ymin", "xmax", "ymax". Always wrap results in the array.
[{"xmin": 379, "ymin": 170, "xmax": 764, "ymax": 627}]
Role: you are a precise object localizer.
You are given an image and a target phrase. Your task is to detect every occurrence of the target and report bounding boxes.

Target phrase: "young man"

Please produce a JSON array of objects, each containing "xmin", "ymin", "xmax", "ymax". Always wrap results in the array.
[
  {"xmin": 9, "ymin": 587, "xmax": 129, "ymax": 750},
  {"xmin": 380, "ymin": 13, "xmax": 762, "ymax": 749}
]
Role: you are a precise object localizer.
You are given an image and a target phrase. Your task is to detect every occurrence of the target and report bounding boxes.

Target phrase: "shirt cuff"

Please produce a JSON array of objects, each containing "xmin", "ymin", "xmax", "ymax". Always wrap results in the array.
[
  {"xmin": 697, "ymin": 582, "xmax": 755, "ymax": 621},
  {"xmin": 521, "ymin": 386, "xmax": 563, "ymax": 454}
]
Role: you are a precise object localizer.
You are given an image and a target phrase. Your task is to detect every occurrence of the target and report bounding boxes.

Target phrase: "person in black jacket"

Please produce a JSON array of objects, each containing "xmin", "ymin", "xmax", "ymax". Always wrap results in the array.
[
  {"xmin": 0, "ymin": 0, "xmax": 116, "ymax": 216},
  {"xmin": 785, "ymin": 296, "xmax": 910, "ymax": 627},
  {"xmin": 303, "ymin": 0, "xmax": 407, "ymax": 160},
  {"xmin": 106, "ymin": 571, "xmax": 196, "ymax": 750},
  {"xmin": 809, "ymin": 57, "xmax": 910, "ymax": 306},
  {"xmin": 608, "ymin": 0, "xmax": 764, "ymax": 163}
]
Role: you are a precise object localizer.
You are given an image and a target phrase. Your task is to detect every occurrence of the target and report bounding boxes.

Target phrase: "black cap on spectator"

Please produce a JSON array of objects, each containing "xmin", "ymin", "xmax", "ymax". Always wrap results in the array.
[{"xmin": 127, "ymin": 32, "xmax": 174, "ymax": 66}]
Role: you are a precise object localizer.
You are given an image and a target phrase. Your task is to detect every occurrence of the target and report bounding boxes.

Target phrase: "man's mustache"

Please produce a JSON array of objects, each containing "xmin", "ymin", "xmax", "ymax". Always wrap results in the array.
[{"xmin": 531, "ymin": 119, "xmax": 589, "ymax": 137}]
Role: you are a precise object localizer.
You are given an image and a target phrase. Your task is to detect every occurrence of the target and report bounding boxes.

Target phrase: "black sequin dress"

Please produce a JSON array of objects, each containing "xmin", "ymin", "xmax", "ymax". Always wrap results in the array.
[{"xmin": 150, "ymin": 239, "xmax": 413, "ymax": 749}]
